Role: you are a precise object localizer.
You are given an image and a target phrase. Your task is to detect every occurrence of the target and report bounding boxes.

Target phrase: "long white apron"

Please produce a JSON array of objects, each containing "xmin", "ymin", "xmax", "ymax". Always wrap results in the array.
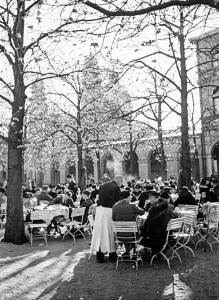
[{"xmin": 90, "ymin": 206, "xmax": 116, "ymax": 254}]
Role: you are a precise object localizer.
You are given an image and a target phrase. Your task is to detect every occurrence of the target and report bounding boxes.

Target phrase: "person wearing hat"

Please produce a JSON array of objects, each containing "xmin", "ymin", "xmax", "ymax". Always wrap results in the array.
[
  {"xmin": 140, "ymin": 191, "xmax": 169, "ymax": 256},
  {"xmin": 132, "ymin": 184, "xmax": 142, "ymax": 199},
  {"xmin": 208, "ymin": 177, "xmax": 219, "ymax": 202},
  {"xmin": 173, "ymin": 186, "xmax": 197, "ymax": 207},
  {"xmin": 112, "ymin": 190, "xmax": 145, "ymax": 256},
  {"xmin": 36, "ymin": 185, "xmax": 52, "ymax": 205},
  {"xmin": 138, "ymin": 184, "xmax": 154, "ymax": 210}
]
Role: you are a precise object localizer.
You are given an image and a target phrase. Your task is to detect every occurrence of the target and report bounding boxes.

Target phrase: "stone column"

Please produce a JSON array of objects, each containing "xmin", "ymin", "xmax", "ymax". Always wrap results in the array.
[
  {"xmin": 198, "ymin": 155, "xmax": 204, "ymax": 179},
  {"xmin": 75, "ymin": 162, "xmax": 78, "ymax": 184},
  {"xmin": 93, "ymin": 161, "xmax": 98, "ymax": 183},
  {"xmin": 59, "ymin": 165, "xmax": 66, "ymax": 184},
  {"xmin": 205, "ymin": 154, "xmax": 213, "ymax": 177}
]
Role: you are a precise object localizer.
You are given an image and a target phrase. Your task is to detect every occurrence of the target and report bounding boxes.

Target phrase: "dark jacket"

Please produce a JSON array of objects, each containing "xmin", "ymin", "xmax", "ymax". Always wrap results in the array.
[
  {"xmin": 112, "ymin": 202, "xmax": 145, "ymax": 240},
  {"xmin": 49, "ymin": 195, "xmax": 76, "ymax": 208},
  {"xmin": 81, "ymin": 198, "xmax": 93, "ymax": 224},
  {"xmin": 138, "ymin": 191, "xmax": 150, "ymax": 209},
  {"xmin": 112, "ymin": 202, "xmax": 145, "ymax": 221},
  {"xmin": 97, "ymin": 181, "xmax": 120, "ymax": 208},
  {"xmin": 174, "ymin": 190, "xmax": 197, "ymax": 207},
  {"xmin": 140, "ymin": 198, "xmax": 169, "ymax": 241},
  {"xmin": 68, "ymin": 180, "xmax": 78, "ymax": 201},
  {"xmin": 36, "ymin": 192, "xmax": 52, "ymax": 205}
]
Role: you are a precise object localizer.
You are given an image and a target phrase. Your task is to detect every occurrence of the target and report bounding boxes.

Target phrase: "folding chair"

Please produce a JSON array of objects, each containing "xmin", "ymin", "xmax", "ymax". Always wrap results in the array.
[
  {"xmin": 150, "ymin": 218, "xmax": 184, "ymax": 269},
  {"xmin": 184, "ymin": 205, "xmax": 199, "ymax": 214},
  {"xmin": 113, "ymin": 221, "xmax": 143, "ymax": 270},
  {"xmin": 174, "ymin": 211, "xmax": 196, "ymax": 257},
  {"xmin": 84, "ymin": 213, "xmax": 94, "ymax": 237},
  {"xmin": 0, "ymin": 203, "xmax": 7, "ymax": 229},
  {"xmin": 62, "ymin": 207, "xmax": 86, "ymax": 241},
  {"xmin": 27, "ymin": 210, "xmax": 48, "ymax": 246},
  {"xmin": 195, "ymin": 205, "xmax": 219, "ymax": 251}
]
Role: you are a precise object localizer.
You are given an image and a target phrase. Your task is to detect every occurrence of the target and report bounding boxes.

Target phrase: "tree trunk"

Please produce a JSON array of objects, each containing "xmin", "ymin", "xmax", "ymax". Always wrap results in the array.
[
  {"xmin": 3, "ymin": 0, "xmax": 27, "ymax": 244},
  {"xmin": 77, "ymin": 131, "xmax": 83, "ymax": 191},
  {"xmin": 3, "ymin": 72, "xmax": 27, "ymax": 244},
  {"xmin": 178, "ymin": 11, "xmax": 191, "ymax": 189},
  {"xmin": 157, "ymin": 97, "xmax": 167, "ymax": 181}
]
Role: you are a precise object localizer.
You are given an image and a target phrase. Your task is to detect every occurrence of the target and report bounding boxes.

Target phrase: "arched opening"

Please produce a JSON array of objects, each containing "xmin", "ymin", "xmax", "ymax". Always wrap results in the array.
[
  {"xmin": 123, "ymin": 151, "xmax": 139, "ymax": 178},
  {"xmin": 211, "ymin": 142, "xmax": 219, "ymax": 177},
  {"xmin": 102, "ymin": 152, "xmax": 116, "ymax": 180},
  {"xmin": 50, "ymin": 161, "xmax": 60, "ymax": 185},
  {"xmin": 150, "ymin": 149, "xmax": 162, "ymax": 180},
  {"xmin": 68, "ymin": 163, "xmax": 76, "ymax": 179}
]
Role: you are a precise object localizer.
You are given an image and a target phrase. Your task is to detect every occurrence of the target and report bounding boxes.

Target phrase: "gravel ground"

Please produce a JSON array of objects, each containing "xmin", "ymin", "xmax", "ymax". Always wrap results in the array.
[{"xmin": 0, "ymin": 230, "xmax": 219, "ymax": 300}]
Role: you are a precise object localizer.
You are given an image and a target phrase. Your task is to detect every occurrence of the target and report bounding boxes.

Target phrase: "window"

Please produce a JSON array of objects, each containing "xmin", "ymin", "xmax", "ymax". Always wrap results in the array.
[{"xmin": 213, "ymin": 96, "xmax": 219, "ymax": 115}]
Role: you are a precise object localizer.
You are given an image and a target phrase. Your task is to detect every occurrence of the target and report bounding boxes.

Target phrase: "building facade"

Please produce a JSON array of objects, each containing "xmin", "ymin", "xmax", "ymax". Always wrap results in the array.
[{"xmin": 191, "ymin": 28, "xmax": 219, "ymax": 178}]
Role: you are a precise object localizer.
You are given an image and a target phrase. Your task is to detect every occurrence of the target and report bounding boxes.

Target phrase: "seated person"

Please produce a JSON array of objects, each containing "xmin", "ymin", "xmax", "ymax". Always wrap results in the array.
[
  {"xmin": 140, "ymin": 191, "xmax": 169, "ymax": 256},
  {"xmin": 160, "ymin": 191, "xmax": 177, "ymax": 219},
  {"xmin": 80, "ymin": 190, "xmax": 93, "ymax": 224},
  {"xmin": 163, "ymin": 181, "xmax": 173, "ymax": 195},
  {"xmin": 36, "ymin": 185, "xmax": 52, "ymax": 205},
  {"xmin": 209, "ymin": 179, "xmax": 219, "ymax": 202},
  {"xmin": 47, "ymin": 191, "xmax": 76, "ymax": 234},
  {"xmin": 132, "ymin": 184, "xmax": 142, "ymax": 199},
  {"xmin": 48, "ymin": 185, "xmax": 57, "ymax": 199},
  {"xmin": 174, "ymin": 186, "xmax": 197, "ymax": 207},
  {"xmin": 112, "ymin": 191, "xmax": 145, "ymax": 256},
  {"xmin": 125, "ymin": 187, "xmax": 137, "ymax": 202},
  {"xmin": 138, "ymin": 184, "xmax": 154, "ymax": 210}
]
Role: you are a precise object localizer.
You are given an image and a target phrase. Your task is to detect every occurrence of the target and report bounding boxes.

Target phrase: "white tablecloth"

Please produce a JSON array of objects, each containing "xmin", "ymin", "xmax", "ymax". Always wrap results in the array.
[{"xmin": 33, "ymin": 205, "xmax": 69, "ymax": 225}]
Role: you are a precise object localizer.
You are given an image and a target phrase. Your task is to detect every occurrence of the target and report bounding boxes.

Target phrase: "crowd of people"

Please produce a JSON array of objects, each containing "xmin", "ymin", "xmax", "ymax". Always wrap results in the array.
[{"xmin": 1, "ymin": 172, "xmax": 219, "ymax": 261}]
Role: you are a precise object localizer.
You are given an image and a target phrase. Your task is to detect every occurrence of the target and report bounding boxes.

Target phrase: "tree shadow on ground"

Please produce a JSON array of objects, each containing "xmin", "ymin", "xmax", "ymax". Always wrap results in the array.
[{"xmin": 0, "ymin": 236, "xmax": 218, "ymax": 300}]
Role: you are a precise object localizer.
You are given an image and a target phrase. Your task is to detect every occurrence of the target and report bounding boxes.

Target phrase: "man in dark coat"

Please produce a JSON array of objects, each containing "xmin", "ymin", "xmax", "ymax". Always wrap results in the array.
[
  {"xmin": 140, "ymin": 191, "xmax": 169, "ymax": 255},
  {"xmin": 174, "ymin": 186, "xmax": 197, "ymax": 207}
]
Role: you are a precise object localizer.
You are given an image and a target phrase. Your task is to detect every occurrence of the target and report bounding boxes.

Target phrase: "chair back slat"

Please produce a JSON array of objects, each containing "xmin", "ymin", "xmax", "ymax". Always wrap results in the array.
[
  {"xmin": 183, "ymin": 211, "xmax": 196, "ymax": 226},
  {"xmin": 113, "ymin": 221, "xmax": 138, "ymax": 233},
  {"xmin": 184, "ymin": 205, "xmax": 199, "ymax": 214},
  {"xmin": 71, "ymin": 207, "xmax": 85, "ymax": 217},
  {"xmin": 167, "ymin": 218, "xmax": 183, "ymax": 231},
  {"xmin": 30, "ymin": 210, "xmax": 48, "ymax": 222}
]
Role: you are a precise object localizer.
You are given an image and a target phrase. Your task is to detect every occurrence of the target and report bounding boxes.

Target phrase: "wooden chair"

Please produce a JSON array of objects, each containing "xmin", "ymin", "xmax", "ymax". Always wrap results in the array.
[
  {"xmin": 84, "ymin": 213, "xmax": 94, "ymax": 237},
  {"xmin": 113, "ymin": 221, "xmax": 143, "ymax": 270}
]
